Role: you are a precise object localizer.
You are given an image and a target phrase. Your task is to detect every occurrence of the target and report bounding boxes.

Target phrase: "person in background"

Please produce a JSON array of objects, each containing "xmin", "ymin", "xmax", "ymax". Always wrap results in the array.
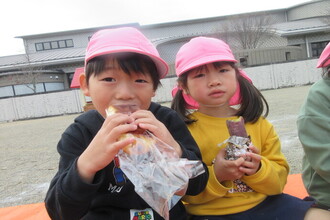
[
  {"xmin": 45, "ymin": 27, "xmax": 208, "ymax": 220},
  {"xmin": 297, "ymin": 42, "xmax": 330, "ymax": 220},
  {"xmin": 171, "ymin": 36, "xmax": 314, "ymax": 220}
]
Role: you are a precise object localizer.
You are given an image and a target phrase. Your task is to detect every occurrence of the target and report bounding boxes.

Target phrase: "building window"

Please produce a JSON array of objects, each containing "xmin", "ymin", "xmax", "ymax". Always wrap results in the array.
[
  {"xmin": 51, "ymin": 41, "xmax": 59, "ymax": 49},
  {"xmin": 285, "ymin": 52, "xmax": 291, "ymax": 61},
  {"xmin": 0, "ymin": 86, "xmax": 15, "ymax": 98},
  {"xmin": 43, "ymin": 42, "xmax": 51, "ymax": 50},
  {"xmin": 239, "ymin": 56, "xmax": 248, "ymax": 67},
  {"xmin": 45, "ymin": 82, "xmax": 64, "ymax": 92},
  {"xmin": 66, "ymin": 39, "xmax": 74, "ymax": 47},
  {"xmin": 58, "ymin": 40, "xmax": 66, "ymax": 48},
  {"xmin": 311, "ymin": 41, "xmax": 329, "ymax": 57},
  {"xmin": 14, "ymin": 83, "xmax": 45, "ymax": 95},
  {"xmin": 0, "ymin": 82, "xmax": 65, "ymax": 97},
  {"xmin": 35, "ymin": 39, "xmax": 74, "ymax": 51},
  {"xmin": 35, "ymin": 43, "xmax": 43, "ymax": 51}
]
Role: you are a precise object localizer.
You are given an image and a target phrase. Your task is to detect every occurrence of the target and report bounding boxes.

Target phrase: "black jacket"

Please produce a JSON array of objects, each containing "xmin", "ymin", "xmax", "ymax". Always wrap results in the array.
[{"xmin": 45, "ymin": 102, "xmax": 208, "ymax": 220}]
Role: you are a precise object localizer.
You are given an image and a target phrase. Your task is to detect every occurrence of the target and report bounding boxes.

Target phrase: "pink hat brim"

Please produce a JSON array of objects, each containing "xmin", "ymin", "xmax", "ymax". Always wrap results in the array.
[
  {"xmin": 177, "ymin": 54, "xmax": 237, "ymax": 76},
  {"xmin": 86, "ymin": 46, "xmax": 169, "ymax": 79},
  {"xmin": 85, "ymin": 27, "xmax": 169, "ymax": 79},
  {"xmin": 316, "ymin": 42, "xmax": 330, "ymax": 68}
]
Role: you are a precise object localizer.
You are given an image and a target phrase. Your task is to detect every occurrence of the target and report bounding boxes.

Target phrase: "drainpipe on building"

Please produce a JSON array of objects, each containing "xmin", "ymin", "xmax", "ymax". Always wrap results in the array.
[{"xmin": 305, "ymin": 36, "xmax": 310, "ymax": 58}]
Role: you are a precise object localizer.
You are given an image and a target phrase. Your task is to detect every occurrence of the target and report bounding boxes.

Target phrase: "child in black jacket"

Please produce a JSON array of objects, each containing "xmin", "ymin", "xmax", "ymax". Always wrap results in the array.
[{"xmin": 45, "ymin": 27, "xmax": 208, "ymax": 220}]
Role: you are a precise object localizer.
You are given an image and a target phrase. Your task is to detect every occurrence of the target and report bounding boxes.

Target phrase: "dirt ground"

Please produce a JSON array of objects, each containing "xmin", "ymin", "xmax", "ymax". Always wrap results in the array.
[{"xmin": 0, "ymin": 85, "xmax": 311, "ymax": 208}]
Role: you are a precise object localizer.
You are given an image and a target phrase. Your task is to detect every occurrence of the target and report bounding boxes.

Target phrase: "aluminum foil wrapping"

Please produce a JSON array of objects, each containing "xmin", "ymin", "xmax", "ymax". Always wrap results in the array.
[
  {"xmin": 224, "ymin": 117, "xmax": 251, "ymax": 160},
  {"xmin": 224, "ymin": 135, "xmax": 251, "ymax": 160}
]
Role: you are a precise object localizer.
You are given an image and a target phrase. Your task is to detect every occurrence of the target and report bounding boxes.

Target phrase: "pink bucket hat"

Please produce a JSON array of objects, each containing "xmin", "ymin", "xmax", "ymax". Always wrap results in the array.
[
  {"xmin": 316, "ymin": 42, "xmax": 330, "ymax": 68},
  {"xmin": 85, "ymin": 27, "xmax": 169, "ymax": 78},
  {"xmin": 175, "ymin": 37, "xmax": 238, "ymax": 76},
  {"xmin": 172, "ymin": 36, "xmax": 252, "ymax": 108}
]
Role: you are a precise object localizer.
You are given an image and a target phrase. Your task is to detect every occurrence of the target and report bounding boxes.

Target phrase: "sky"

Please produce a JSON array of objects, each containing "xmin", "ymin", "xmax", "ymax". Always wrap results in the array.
[{"xmin": 0, "ymin": 0, "xmax": 310, "ymax": 57}]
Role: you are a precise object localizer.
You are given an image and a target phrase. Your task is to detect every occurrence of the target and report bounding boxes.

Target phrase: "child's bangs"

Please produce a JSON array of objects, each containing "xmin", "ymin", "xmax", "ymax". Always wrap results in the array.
[
  {"xmin": 88, "ymin": 53, "xmax": 158, "ymax": 75},
  {"xmin": 187, "ymin": 61, "xmax": 234, "ymax": 74},
  {"xmin": 85, "ymin": 52, "xmax": 160, "ymax": 89},
  {"xmin": 109, "ymin": 53, "xmax": 155, "ymax": 76},
  {"xmin": 213, "ymin": 61, "xmax": 234, "ymax": 68}
]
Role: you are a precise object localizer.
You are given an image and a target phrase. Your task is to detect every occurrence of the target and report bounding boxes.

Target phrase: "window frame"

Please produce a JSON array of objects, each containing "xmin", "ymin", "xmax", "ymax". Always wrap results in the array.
[{"xmin": 35, "ymin": 39, "xmax": 74, "ymax": 51}]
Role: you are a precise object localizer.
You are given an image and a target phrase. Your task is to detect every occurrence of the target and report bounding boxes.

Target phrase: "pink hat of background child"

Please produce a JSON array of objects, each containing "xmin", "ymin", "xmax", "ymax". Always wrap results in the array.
[
  {"xmin": 175, "ymin": 37, "xmax": 238, "ymax": 76},
  {"xmin": 85, "ymin": 27, "xmax": 169, "ymax": 78},
  {"xmin": 316, "ymin": 42, "xmax": 330, "ymax": 68}
]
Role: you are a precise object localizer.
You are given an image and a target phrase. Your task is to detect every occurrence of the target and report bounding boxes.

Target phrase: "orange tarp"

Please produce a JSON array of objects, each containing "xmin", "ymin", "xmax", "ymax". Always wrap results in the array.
[
  {"xmin": 0, "ymin": 202, "xmax": 50, "ymax": 220},
  {"xmin": 283, "ymin": 173, "xmax": 308, "ymax": 199},
  {"xmin": 0, "ymin": 174, "xmax": 308, "ymax": 219}
]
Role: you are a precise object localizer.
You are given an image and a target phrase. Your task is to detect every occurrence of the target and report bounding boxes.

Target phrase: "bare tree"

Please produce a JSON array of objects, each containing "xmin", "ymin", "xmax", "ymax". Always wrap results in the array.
[
  {"xmin": 215, "ymin": 12, "xmax": 276, "ymax": 50},
  {"xmin": 8, "ymin": 42, "xmax": 44, "ymax": 94},
  {"xmin": 20, "ymin": 52, "xmax": 43, "ymax": 93}
]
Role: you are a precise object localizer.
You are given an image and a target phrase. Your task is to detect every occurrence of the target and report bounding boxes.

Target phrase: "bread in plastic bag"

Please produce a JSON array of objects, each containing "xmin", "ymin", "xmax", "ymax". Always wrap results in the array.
[{"xmin": 106, "ymin": 104, "xmax": 205, "ymax": 220}]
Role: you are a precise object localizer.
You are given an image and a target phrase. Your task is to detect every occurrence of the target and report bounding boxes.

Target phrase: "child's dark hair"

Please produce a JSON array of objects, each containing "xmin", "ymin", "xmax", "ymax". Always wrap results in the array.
[
  {"xmin": 171, "ymin": 62, "xmax": 269, "ymax": 124},
  {"xmin": 85, "ymin": 52, "xmax": 161, "ymax": 90}
]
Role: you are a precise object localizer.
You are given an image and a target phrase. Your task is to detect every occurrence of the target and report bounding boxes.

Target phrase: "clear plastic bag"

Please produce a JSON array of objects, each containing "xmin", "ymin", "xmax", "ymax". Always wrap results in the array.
[{"xmin": 106, "ymin": 105, "xmax": 205, "ymax": 220}]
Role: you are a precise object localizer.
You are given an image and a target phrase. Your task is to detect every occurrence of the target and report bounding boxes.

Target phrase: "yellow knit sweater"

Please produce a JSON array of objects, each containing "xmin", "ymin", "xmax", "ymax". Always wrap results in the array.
[{"xmin": 183, "ymin": 111, "xmax": 289, "ymax": 215}]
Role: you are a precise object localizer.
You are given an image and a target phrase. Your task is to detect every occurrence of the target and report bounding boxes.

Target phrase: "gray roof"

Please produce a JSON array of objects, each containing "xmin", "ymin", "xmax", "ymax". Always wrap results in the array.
[
  {"xmin": 0, "ymin": 47, "xmax": 85, "ymax": 71},
  {"xmin": 274, "ymin": 17, "xmax": 330, "ymax": 36},
  {"xmin": 16, "ymin": 23, "xmax": 140, "ymax": 39}
]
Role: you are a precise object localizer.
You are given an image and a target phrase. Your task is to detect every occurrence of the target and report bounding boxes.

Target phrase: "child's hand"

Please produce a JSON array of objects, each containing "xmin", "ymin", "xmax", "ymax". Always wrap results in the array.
[
  {"xmin": 77, "ymin": 113, "xmax": 138, "ymax": 183},
  {"xmin": 130, "ymin": 110, "xmax": 182, "ymax": 157},
  {"xmin": 239, "ymin": 145, "xmax": 261, "ymax": 176},
  {"xmin": 213, "ymin": 148, "xmax": 245, "ymax": 182}
]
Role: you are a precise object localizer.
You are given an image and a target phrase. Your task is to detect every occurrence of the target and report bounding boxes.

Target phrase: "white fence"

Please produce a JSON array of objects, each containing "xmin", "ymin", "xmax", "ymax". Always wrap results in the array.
[
  {"xmin": 0, "ymin": 59, "xmax": 322, "ymax": 122},
  {"xmin": 0, "ymin": 90, "xmax": 83, "ymax": 122},
  {"xmin": 152, "ymin": 59, "xmax": 322, "ymax": 102}
]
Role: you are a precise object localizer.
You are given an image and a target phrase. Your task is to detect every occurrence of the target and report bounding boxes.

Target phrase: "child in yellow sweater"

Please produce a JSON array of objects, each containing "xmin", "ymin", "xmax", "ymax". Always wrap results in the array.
[{"xmin": 171, "ymin": 36, "xmax": 313, "ymax": 220}]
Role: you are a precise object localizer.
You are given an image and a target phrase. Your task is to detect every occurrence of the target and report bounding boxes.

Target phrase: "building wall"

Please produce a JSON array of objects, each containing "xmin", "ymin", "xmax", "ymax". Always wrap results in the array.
[
  {"xmin": 235, "ymin": 46, "xmax": 303, "ymax": 66},
  {"xmin": 158, "ymin": 37, "xmax": 302, "ymax": 76},
  {"xmin": 287, "ymin": 32, "xmax": 330, "ymax": 58},
  {"xmin": 143, "ymin": 10, "xmax": 287, "ymax": 42},
  {"xmin": 1, "ymin": 59, "xmax": 322, "ymax": 122},
  {"xmin": 288, "ymin": 0, "xmax": 330, "ymax": 21}
]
